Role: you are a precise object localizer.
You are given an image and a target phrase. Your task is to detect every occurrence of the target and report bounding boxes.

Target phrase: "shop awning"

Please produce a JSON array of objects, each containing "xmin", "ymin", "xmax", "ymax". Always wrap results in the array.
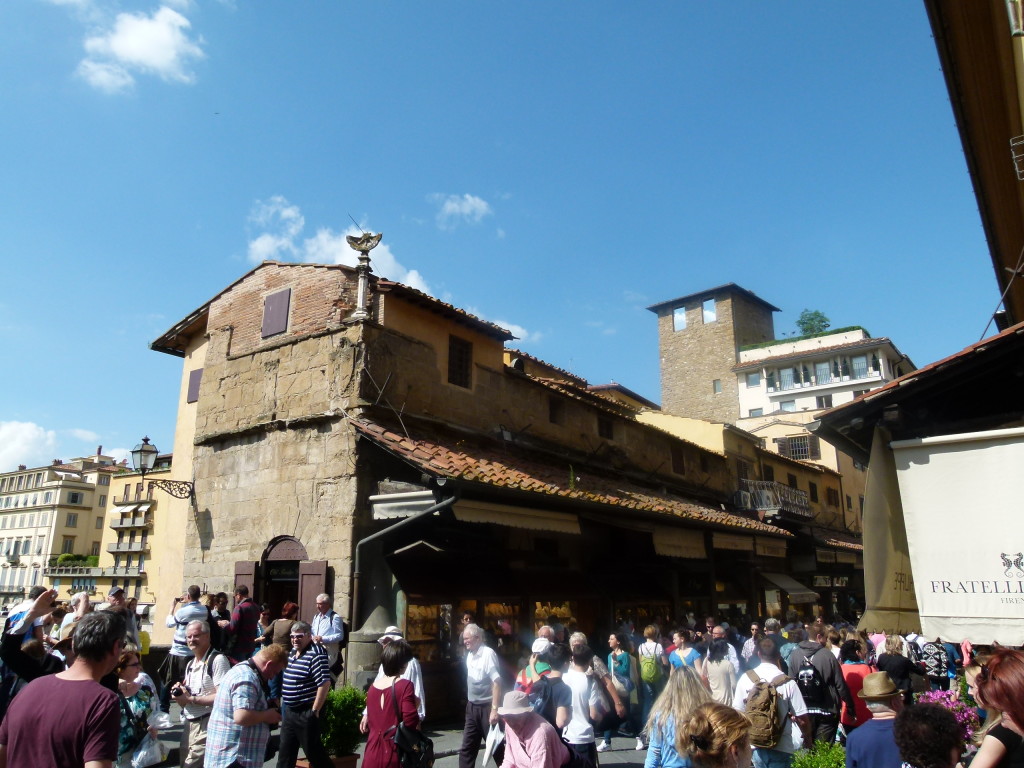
[
  {"xmin": 453, "ymin": 500, "xmax": 581, "ymax": 535},
  {"xmin": 370, "ymin": 491, "xmax": 439, "ymax": 520},
  {"xmin": 762, "ymin": 572, "xmax": 819, "ymax": 604},
  {"xmin": 112, "ymin": 504, "xmax": 138, "ymax": 514},
  {"xmin": 712, "ymin": 533, "xmax": 753, "ymax": 552},
  {"xmin": 653, "ymin": 527, "xmax": 706, "ymax": 559}
]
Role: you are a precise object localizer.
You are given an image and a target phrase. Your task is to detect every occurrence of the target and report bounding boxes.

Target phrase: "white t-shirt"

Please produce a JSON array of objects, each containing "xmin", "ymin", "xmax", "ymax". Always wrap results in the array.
[
  {"xmin": 466, "ymin": 645, "xmax": 501, "ymax": 703},
  {"xmin": 733, "ymin": 662, "xmax": 808, "ymax": 754},
  {"xmin": 562, "ymin": 668, "xmax": 594, "ymax": 745}
]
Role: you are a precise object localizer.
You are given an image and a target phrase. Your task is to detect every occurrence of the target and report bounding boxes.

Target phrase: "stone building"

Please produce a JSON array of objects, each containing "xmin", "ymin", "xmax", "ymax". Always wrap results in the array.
[{"xmin": 152, "ymin": 259, "xmax": 799, "ymax": 719}]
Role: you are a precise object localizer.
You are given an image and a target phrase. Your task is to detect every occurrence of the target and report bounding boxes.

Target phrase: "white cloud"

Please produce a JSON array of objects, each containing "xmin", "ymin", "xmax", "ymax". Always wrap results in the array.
[
  {"xmin": 0, "ymin": 422, "xmax": 58, "ymax": 473},
  {"xmin": 76, "ymin": 59, "xmax": 134, "ymax": 93},
  {"xmin": 246, "ymin": 197, "xmax": 433, "ymax": 295},
  {"xmin": 430, "ymin": 193, "xmax": 493, "ymax": 230},
  {"xmin": 79, "ymin": 6, "xmax": 204, "ymax": 92},
  {"xmin": 106, "ymin": 448, "xmax": 131, "ymax": 466},
  {"xmin": 465, "ymin": 307, "xmax": 540, "ymax": 344},
  {"xmin": 68, "ymin": 428, "xmax": 100, "ymax": 442}
]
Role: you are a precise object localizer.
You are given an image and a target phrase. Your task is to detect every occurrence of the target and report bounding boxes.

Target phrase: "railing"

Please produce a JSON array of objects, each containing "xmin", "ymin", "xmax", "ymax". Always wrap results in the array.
[
  {"xmin": 106, "ymin": 541, "xmax": 150, "ymax": 554},
  {"xmin": 739, "ymin": 479, "xmax": 812, "ymax": 519},
  {"xmin": 109, "ymin": 515, "xmax": 153, "ymax": 530},
  {"xmin": 44, "ymin": 565, "xmax": 103, "ymax": 577}
]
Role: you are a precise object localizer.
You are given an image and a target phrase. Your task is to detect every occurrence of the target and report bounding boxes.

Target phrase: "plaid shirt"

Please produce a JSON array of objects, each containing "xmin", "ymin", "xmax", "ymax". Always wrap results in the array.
[{"xmin": 205, "ymin": 661, "xmax": 270, "ymax": 768}]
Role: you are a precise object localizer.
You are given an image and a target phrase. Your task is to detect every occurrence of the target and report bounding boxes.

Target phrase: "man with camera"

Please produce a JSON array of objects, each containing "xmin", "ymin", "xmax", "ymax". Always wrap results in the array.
[
  {"xmin": 163, "ymin": 586, "xmax": 210, "ymax": 714},
  {"xmin": 171, "ymin": 619, "xmax": 232, "ymax": 768},
  {"xmin": 205, "ymin": 644, "xmax": 287, "ymax": 768}
]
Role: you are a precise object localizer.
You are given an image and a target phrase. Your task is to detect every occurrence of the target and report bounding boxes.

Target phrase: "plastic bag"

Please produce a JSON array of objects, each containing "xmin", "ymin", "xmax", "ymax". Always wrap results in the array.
[
  {"xmin": 131, "ymin": 734, "xmax": 167, "ymax": 768},
  {"xmin": 148, "ymin": 712, "xmax": 173, "ymax": 731},
  {"xmin": 481, "ymin": 723, "xmax": 505, "ymax": 767}
]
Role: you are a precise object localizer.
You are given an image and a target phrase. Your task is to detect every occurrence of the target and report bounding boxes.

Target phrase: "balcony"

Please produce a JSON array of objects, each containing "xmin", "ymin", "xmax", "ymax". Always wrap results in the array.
[
  {"xmin": 106, "ymin": 540, "xmax": 150, "ymax": 554},
  {"xmin": 45, "ymin": 564, "xmax": 102, "ymax": 577},
  {"xmin": 737, "ymin": 479, "xmax": 812, "ymax": 519},
  {"xmin": 102, "ymin": 566, "xmax": 143, "ymax": 577},
  {"xmin": 109, "ymin": 515, "xmax": 153, "ymax": 530}
]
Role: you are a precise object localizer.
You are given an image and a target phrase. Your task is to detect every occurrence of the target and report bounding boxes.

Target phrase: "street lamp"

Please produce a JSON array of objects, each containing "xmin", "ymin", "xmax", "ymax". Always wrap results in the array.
[{"xmin": 130, "ymin": 436, "xmax": 194, "ymax": 500}]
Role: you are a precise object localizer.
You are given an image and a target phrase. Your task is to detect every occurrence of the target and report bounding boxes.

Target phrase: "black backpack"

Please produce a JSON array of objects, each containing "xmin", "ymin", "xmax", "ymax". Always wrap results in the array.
[{"xmin": 795, "ymin": 648, "xmax": 827, "ymax": 710}]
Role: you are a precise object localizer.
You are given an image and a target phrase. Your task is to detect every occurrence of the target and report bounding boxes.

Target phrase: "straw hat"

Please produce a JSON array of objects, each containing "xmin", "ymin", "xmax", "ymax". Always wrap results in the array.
[{"xmin": 857, "ymin": 671, "xmax": 900, "ymax": 700}]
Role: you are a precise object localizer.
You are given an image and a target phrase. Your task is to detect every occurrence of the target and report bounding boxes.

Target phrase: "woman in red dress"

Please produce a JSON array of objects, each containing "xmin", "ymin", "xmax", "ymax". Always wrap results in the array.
[{"xmin": 362, "ymin": 639, "xmax": 420, "ymax": 768}]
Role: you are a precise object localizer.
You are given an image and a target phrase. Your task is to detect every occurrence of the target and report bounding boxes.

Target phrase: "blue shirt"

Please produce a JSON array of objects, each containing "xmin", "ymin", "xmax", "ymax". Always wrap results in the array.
[
  {"xmin": 845, "ymin": 718, "xmax": 902, "ymax": 768},
  {"xmin": 644, "ymin": 717, "xmax": 691, "ymax": 768}
]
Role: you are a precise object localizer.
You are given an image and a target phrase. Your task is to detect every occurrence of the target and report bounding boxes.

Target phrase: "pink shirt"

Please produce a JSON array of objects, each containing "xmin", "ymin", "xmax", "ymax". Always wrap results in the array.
[{"xmin": 501, "ymin": 713, "xmax": 570, "ymax": 768}]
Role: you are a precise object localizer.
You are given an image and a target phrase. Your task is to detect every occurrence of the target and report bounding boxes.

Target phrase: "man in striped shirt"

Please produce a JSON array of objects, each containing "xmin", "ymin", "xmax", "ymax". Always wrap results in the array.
[{"xmin": 278, "ymin": 621, "xmax": 332, "ymax": 768}]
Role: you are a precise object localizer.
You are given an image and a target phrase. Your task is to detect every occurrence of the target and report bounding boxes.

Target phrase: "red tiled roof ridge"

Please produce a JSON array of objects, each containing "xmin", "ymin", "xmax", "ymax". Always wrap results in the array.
[
  {"xmin": 376, "ymin": 280, "xmax": 515, "ymax": 340},
  {"xmin": 505, "ymin": 348, "xmax": 586, "ymax": 384}
]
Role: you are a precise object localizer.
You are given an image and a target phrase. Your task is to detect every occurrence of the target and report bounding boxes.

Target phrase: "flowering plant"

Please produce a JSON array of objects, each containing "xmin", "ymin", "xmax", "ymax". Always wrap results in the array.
[{"xmin": 915, "ymin": 689, "xmax": 981, "ymax": 743}]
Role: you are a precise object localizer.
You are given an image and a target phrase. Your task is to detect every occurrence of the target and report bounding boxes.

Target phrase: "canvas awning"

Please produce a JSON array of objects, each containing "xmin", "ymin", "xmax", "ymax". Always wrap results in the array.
[
  {"xmin": 761, "ymin": 572, "xmax": 819, "ymax": 604},
  {"xmin": 892, "ymin": 426, "xmax": 1024, "ymax": 644},
  {"xmin": 653, "ymin": 527, "xmax": 706, "ymax": 559},
  {"xmin": 453, "ymin": 500, "xmax": 581, "ymax": 535}
]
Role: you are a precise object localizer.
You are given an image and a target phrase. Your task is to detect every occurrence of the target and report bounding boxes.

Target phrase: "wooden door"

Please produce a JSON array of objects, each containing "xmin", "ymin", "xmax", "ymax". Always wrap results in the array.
[
  {"xmin": 234, "ymin": 561, "xmax": 260, "ymax": 603},
  {"xmin": 298, "ymin": 560, "xmax": 328, "ymax": 624}
]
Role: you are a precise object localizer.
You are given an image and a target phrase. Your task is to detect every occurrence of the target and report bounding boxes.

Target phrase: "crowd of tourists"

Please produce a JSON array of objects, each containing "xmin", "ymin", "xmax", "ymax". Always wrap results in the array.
[
  {"xmin": 0, "ymin": 583, "xmax": 346, "ymax": 768},
  {"xmin": 378, "ymin": 611, "xmax": 1018, "ymax": 768}
]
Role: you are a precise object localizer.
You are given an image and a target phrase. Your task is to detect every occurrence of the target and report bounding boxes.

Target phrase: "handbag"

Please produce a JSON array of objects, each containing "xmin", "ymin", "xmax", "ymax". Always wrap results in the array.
[
  {"xmin": 118, "ymin": 693, "xmax": 149, "ymax": 750},
  {"xmin": 388, "ymin": 680, "xmax": 434, "ymax": 768}
]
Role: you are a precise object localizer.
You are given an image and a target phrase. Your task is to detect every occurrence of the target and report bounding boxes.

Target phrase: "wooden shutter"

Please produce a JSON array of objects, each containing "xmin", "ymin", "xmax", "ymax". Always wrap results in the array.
[
  {"xmin": 808, "ymin": 435, "xmax": 821, "ymax": 460},
  {"xmin": 186, "ymin": 368, "xmax": 203, "ymax": 404},
  {"xmin": 234, "ymin": 561, "xmax": 259, "ymax": 601},
  {"xmin": 774, "ymin": 437, "xmax": 791, "ymax": 458},
  {"xmin": 261, "ymin": 288, "xmax": 291, "ymax": 338},
  {"xmin": 298, "ymin": 560, "xmax": 328, "ymax": 624}
]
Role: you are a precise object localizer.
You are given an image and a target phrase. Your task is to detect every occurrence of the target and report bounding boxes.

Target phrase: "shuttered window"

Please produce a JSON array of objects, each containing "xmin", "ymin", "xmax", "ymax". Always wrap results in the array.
[
  {"xmin": 447, "ymin": 335, "xmax": 473, "ymax": 388},
  {"xmin": 262, "ymin": 288, "xmax": 291, "ymax": 338},
  {"xmin": 186, "ymin": 368, "xmax": 203, "ymax": 404}
]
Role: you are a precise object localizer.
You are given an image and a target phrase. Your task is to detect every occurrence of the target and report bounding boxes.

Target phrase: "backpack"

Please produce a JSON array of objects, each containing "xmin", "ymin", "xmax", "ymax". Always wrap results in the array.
[
  {"xmin": 205, "ymin": 607, "xmax": 227, "ymax": 652},
  {"xmin": 639, "ymin": 644, "xmax": 662, "ymax": 684},
  {"xmin": 743, "ymin": 670, "xmax": 791, "ymax": 748},
  {"xmin": 795, "ymin": 648, "xmax": 827, "ymax": 710},
  {"xmin": 922, "ymin": 642, "xmax": 948, "ymax": 678}
]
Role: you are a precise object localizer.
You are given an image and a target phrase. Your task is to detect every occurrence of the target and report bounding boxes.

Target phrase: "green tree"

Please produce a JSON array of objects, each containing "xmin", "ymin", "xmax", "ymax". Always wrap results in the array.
[{"xmin": 796, "ymin": 309, "xmax": 830, "ymax": 336}]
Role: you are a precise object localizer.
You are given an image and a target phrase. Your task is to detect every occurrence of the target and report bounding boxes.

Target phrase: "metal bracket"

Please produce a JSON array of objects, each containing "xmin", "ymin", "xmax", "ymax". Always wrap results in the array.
[{"xmin": 148, "ymin": 479, "xmax": 195, "ymax": 500}]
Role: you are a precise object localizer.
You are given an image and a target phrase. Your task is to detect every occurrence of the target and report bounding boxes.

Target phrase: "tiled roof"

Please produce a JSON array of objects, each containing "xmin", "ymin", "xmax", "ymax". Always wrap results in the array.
[
  {"xmin": 376, "ymin": 280, "xmax": 515, "ymax": 341},
  {"xmin": 505, "ymin": 349, "xmax": 587, "ymax": 385},
  {"xmin": 529, "ymin": 376, "xmax": 635, "ymax": 417},
  {"xmin": 353, "ymin": 417, "xmax": 791, "ymax": 537},
  {"xmin": 816, "ymin": 533, "xmax": 864, "ymax": 552}
]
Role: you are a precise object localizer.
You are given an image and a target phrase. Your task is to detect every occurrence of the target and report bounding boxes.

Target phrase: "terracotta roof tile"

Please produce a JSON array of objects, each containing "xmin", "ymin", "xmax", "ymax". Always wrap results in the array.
[{"xmin": 354, "ymin": 417, "xmax": 791, "ymax": 538}]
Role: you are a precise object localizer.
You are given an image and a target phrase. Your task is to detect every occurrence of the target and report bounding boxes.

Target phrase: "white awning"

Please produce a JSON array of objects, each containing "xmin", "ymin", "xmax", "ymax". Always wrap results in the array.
[
  {"xmin": 111, "ymin": 504, "xmax": 138, "ymax": 515},
  {"xmin": 370, "ymin": 491, "xmax": 438, "ymax": 520},
  {"xmin": 653, "ymin": 527, "xmax": 706, "ymax": 559},
  {"xmin": 453, "ymin": 500, "xmax": 580, "ymax": 535},
  {"xmin": 893, "ymin": 426, "xmax": 1024, "ymax": 644},
  {"xmin": 762, "ymin": 572, "xmax": 819, "ymax": 604}
]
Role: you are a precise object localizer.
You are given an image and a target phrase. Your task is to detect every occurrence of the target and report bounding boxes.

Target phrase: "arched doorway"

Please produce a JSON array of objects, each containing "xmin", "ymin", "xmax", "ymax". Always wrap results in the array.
[{"xmin": 235, "ymin": 537, "xmax": 328, "ymax": 623}]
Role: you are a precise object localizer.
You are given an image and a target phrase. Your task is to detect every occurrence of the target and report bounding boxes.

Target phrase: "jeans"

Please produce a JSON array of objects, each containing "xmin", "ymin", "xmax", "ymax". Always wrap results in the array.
[
  {"xmin": 753, "ymin": 747, "xmax": 794, "ymax": 768},
  {"xmin": 277, "ymin": 706, "xmax": 331, "ymax": 768}
]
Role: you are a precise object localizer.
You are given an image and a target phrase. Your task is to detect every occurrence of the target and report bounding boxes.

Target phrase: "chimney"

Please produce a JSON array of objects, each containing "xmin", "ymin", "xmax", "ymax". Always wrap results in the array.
[
  {"xmin": 17, "ymin": 465, "xmax": 26, "ymax": 471},
  {"xmin": 97, "ymin": 445, "xmax": 102, "ymax": 455},
  {"xmin": 52, "ymin": 459, "xmax": 62, "ymax": 466}
]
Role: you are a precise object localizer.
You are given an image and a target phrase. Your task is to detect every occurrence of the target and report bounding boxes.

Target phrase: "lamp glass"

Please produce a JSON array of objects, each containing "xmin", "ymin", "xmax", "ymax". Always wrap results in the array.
[{"xmin": 131, "ymin": 437, "xmax": 159, "ymax": 475}]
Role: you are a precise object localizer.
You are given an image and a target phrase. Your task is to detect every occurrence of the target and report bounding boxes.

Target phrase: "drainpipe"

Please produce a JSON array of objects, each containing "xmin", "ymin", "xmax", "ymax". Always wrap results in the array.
[{"xmin": 349, "ymin": 489, "xmax": 457, "ymax": 629}]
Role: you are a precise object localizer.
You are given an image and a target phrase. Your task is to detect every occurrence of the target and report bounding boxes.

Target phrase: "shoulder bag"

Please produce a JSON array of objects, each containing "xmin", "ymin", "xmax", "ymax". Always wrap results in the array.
[{"xmin": 388, "ymin": 679, "xmax": 434, "ymax": 768}]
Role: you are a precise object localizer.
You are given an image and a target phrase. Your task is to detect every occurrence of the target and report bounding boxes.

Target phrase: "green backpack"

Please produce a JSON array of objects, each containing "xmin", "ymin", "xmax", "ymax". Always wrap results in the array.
[{"xmin": 639, "ymin": 646, "xmax": 662, "ymax": 683}]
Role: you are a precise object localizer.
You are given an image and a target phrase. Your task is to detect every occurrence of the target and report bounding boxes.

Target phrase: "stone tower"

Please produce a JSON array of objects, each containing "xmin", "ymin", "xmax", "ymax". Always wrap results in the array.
[{"xmin": 648, "ymin": 283, "xmax": 779, "ymax": 422}]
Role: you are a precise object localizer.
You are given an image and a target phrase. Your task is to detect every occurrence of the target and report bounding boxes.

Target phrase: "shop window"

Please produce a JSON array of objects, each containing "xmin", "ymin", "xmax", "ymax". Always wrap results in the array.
[
  {"xmin": 261, "ymin": 288, "xmax": 291, "ymax": 338},
  {"xmin": 597, "ymin": 416, "xmax": 614, "ymax": 440},
  {"xmin": 447, "ymin": 335, "xmax": 473, "ymax": 389},
  {"xmin": 672, "ymin": 306, "xmax": 686, "ymax": 331}
]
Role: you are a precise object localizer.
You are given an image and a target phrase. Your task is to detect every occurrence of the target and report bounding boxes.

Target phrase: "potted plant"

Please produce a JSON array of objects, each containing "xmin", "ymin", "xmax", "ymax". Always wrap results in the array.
[
  {"xmin": 298, "ymin": 685, "xmax": 367, "ymax": 768},
  {"xmin": 791, "ymin": 741, "xmax": 845, "ymax": 768}
]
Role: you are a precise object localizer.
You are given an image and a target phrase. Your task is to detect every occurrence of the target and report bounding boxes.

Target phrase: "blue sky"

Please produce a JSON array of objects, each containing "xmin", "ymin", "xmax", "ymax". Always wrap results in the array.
[{"xmin": 0, "ymin": 1, "xmax": 998, "ymax": 471}]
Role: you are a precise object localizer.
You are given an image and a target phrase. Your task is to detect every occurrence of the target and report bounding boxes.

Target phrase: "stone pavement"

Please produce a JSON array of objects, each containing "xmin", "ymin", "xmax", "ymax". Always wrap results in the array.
[{"xmin": 154, "ymin": 705, "xmax": 651, "ymax": 766}]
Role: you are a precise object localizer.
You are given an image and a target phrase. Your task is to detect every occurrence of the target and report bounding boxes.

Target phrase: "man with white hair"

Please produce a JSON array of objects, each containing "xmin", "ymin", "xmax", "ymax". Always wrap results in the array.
[
  {"xmin": 309, "ymin": 593, "xmax": 344, "ymax": 676},
  {"xmin": 171, "ymin": 619, "xmax": 232, "ymax": 768},
  {"xmin": 459, "ymin": 623, "xmax": 502, "ymax": 768}
]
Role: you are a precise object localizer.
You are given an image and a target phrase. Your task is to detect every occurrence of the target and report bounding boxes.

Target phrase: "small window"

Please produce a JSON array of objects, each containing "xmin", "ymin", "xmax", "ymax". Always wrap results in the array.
[
  {"xmin": 66, "ymin": 512, "xmax": 78, "ymax": 528},
  {"xmin": 61, "ymin": 536, "xmax": 75, "ymax": 555},
  {"xmin": 135, "ymin": 483, "xmax": 143, "ymax": 501},
  {"xmin": 808, "ymin": 482, "xmax": 819, "ymax": 503},
  {"xmin": 597, "ymin": 416, "xmax": 614, "ymax": 440},
  {"xmin": 846, "ymin": 494, "xmax": 853, "ymax": 510},
  {"xmin": 98, "ymin": 475, "xmax": 110, "ymax": 486},
  {"xmin": 787, "ymin": 473, "xmax": 798, "ymax": 489},
  {"xmin": 98, "ymin": 495, "xmax": 106, "ymax": 508},
  {"xmin": 672, "ymin": 306, "xmax": 687, "ymax": 331},
  {"xmin": 670, "ymin": 444, "xmax": 685, "ymax": 474},
  {"xmin": 779, "ymin": 400, "xmax": 796, "ymax": 412},
  {"xmin": 67, "ymin": 492, "xmax": 83, "ymax": 505},
  {"xmin": 261, "ymin": 288, "xmax": 291, "ymax": 338},
  {"xmin": 702, "ymin": 298, "xmax": 716, "ymax": 323},
  {"xmin": 548, "ymin": 397, "xmax": 564, "ymax": 425},
  {"xmin": 699, "ymin": 454, "xmax": 710, "ymax": 473},
  {"xmin": 746, "ymin": 372, "xmax": 761, "ymax": 388},
  {"xmin": 40, "ymin": 512, "xmax": 47, "ymax": 525},
  {"xmin": 859, "ymin": 495, "xmax": 865, "ymax": 512},
  {"xmin": 826, "ymin": 487, "xmax": 841, "ymax": 506},
  {"xmin": 748, "ymin": 408, "xmax": 763, "ymax": 418},
  {"xmin": 95, "ymin": 516, "xmax": 104, "ymax": 530},
  {"xmin": 42, "ymin": 492, "xmax": 51, "ymax": 504},
  {"xmin": 762, "ymin": 464, "xmax": 775, "ymax": 482},
  {"xmin": 447, "ymin": 335, "xmax": 473, "ymax": 389},
  {"xmin": 90, "ymin": 541, "xmax": 100, "ymax": 557},
  {"xmin": 736, "ymin": 459, "xmax": 750, "ymax": 481},
  {"xmin": 853, "ymin": 389, "xmax": 869, "ymax": 399},
  {"xmin": 712, "ymin": 379, "xmax": 722, "ymax": 394},
  {"xmin": 851, "ymin": 355, "xmax": 869, "ymax": 379},
  {"xmin": 186, "ymin": 368, "xmax": 204, "ymax": 404},
  {"xmin": 815, "ymin": 394, "xmax": 833, "ymax": 409}
]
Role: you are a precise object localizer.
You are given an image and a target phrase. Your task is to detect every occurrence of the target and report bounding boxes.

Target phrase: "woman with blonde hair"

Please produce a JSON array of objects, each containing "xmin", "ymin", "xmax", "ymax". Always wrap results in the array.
[
  {"xmin": 643, "ymin": 666, "xmax": 711, "ymax": 768},
  {"xmin": 876, "ymin": 634, "xmax": 922, "ymax": 705},
  {"xmin": 679, "ymin": 702, "xmax": 753, "ymax": 768}
]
